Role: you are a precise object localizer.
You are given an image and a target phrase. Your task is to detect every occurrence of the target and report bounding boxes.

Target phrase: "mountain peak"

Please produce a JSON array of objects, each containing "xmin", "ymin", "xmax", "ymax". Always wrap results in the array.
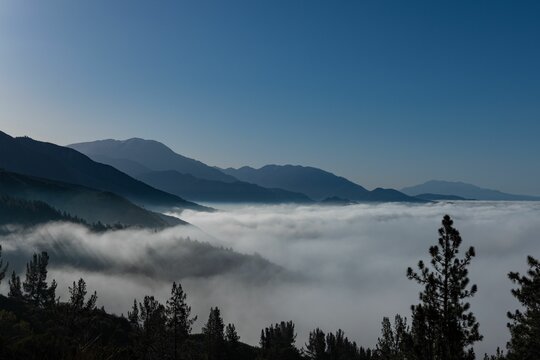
[{"xmin": 69, "ymin": 138, "xmax": 237, "ymax": 183}]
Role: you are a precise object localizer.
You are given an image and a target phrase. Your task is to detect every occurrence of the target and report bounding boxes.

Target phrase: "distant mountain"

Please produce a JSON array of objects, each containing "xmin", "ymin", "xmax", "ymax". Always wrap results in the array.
[
  {"xmin": 69, "ymin": 138, "xmax": 313, "ymax": 203},
  {"xmin": 0, "ymin": 170, "xmax": 185, "ymax": 228},
  {"xmin": 414, "ymin": 193, "xmax": 470, "ymax": 201},
  {"xmin": 0, "ymin": 131, "xmax": 207, "ymax": 211},
  {"xmin": 222, "ymin": 165, "xmax": 425, "ymax": 202},
  {"xmin": 137, "ymin": 170, "xmax": 312, "ymax": 203},
  {"xmin": 319, "ymin": 196, "xmax": 357, "ymax": 206},
  {"xmin": 402, "ymin": 180, "xmax": 540, "ymax": 201},
  {"xmin": 69, "ymin": 138, "xmax": 237, "ymax": 182}
]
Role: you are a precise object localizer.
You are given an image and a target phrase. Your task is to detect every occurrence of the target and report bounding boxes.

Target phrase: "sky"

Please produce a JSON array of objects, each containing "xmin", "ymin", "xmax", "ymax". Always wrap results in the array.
[{"xmin": 0, "ymin": 0, "xmax": 539, "ymax": 195}]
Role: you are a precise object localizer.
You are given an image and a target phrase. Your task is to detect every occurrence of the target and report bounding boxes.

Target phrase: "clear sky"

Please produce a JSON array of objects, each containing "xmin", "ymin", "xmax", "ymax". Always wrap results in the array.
[{"xmin": 0, "ymin": 1, "xmax": 539, "ymax": 195}]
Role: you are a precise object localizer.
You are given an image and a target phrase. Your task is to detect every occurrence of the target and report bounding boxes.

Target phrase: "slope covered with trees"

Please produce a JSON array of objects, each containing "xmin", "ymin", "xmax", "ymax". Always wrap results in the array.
[{"xmin": 0, "ymin": 170, "xmax": 185, "ymax": 228}]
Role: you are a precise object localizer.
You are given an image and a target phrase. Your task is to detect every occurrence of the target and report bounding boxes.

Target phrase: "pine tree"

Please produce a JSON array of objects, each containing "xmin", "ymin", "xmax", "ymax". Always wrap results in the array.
[
  {"xmin": 506, "ymin": 256, "xmax": 540, "ymax": 359},
  {"xmin": 68, "ymin": 278, "xmax": 97, "ymax": 311},
  {"xmin": 203, "ymin": 307, "xmax": 225, "ymax": 360},
  {"xmin": 376, "ymin": 315, "xmax": 412, "ymax": 359},
  {"xmin": 225, "ymin": 323, "xmax": 240, "ymax": 344},
  {"xmin": 304, "ymin": 328, "xmax": 327, "ymax": 360},
  {"xmin": 225, "ymin": 323, "xmax": 240, "ymax": 359},
  {"xmin": 22, "ymin": 252, "xmax": 57, "ymax": 307},
  {"xmin": 8, "ymin": 271, "xmax": 23, "ymax": 299},
  {"xmin": 407, "ymin": 215, "xmax": 482, "ymax": 360},
  {"xmin": 259, "ymin": 321, "xmax": 301, "ymax": 360},
  {"xmin": 166, "ymin": 281, "xmax": 197, "ymax": 360},
  {"xmin": 128, "ymin": 298, "xmax": 140, "ymax": 328},
  {"xmin": 139, "ymin": 295, "xmax": 168, "ymax": 359}
]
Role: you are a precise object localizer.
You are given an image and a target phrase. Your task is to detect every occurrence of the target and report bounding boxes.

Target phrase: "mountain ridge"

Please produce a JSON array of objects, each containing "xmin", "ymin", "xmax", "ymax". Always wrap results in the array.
[
  {"xmin": 69, "ymin": 138, "xmax": 237, "ymax": 182},
  {"xmin": 0, "ymin": 130, "xmax": 208, "ymax": 211},
  {"xmin": 69, "ymin": 139, "xmax": 315, "ymax": 203},
  {"xmin": 222, "ymin": 164, "xmax": 425, "ymax": 203},
  {"xmin": 402, "ymin": 180, "xmax": 540, "ymax": 201}
]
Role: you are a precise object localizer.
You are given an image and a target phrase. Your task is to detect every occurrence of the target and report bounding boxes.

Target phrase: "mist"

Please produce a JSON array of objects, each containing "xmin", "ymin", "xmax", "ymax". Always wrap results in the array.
[{"xmin": 1, "ymin": 201, "xmax": 539, "ymax": 355}]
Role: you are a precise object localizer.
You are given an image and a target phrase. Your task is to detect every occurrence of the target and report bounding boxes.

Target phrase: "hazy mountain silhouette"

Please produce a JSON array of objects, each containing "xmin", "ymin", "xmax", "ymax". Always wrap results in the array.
[
  {"xmin": 0, "ymin": 170, "xmax": 185, "ymax": 228},
  {"xmin": 414, "ymin": 193, "xmax": 470, "ymax": 201},
  {"xmin": 69, "ymin": 138, "xmax": 314, "ymax": 203},
  {"xmin": 69, "ymin": 138, "xmax": 237, "ymax": 182},
  {"xmin": 401, "ymin": 180, "xmax": 540, "ymax": 201},
  {"xmin": 0, "ymin": 131, "xmax": 207, "ymax": 210},
  {"xmin": 222, "ymin": 165, "xmax": 425, "ymax": 202},
  {"xmin": 137, "ymin": 170, "xmax": 313, "ymax": 203},
  {"xmin": 320, "ymin": 196, "xmax": 357, "ymax": 206}
]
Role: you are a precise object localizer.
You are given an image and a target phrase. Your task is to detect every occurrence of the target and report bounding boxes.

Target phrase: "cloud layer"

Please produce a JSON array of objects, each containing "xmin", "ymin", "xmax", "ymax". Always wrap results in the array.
[{"xmin": 2, "ymin": 201, "xmax": 539, "ymax": 355}]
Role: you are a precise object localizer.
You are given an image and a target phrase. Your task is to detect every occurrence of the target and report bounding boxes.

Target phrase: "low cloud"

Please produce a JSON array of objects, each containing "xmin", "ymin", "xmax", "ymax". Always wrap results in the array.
[{"xmin": 1, "ymin": 201, "xmax": 539, "ymax": 355}]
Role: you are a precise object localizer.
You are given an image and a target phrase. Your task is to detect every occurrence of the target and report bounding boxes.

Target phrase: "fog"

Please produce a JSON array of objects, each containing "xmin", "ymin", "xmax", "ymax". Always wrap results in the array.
[{"xmin": 1, "ymin": 201, "xmax": 539, "ymax": 355}]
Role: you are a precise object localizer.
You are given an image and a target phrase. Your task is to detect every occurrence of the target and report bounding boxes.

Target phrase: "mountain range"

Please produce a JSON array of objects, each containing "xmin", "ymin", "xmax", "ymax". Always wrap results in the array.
[
  {"xmin": 70, "ymin": 139, "xmax": 313, "ymax": 203},
  {"xmin": 402, "ymin": 180, "xmax": 540, "ymax": 201},
  {"xmin": 1, "ymin": 129, "xmax": 537, "ymax": 231},
  {"xmin": 222, "ymin": 165, "xmax": 424, "ymax": 202},
  {"xmin": 0, "ymin": 131, "xmax": 207, "ymax": 211},
  {"xmin": 70, "ymin": 138, "xmax": 424, "ymax": 203}
]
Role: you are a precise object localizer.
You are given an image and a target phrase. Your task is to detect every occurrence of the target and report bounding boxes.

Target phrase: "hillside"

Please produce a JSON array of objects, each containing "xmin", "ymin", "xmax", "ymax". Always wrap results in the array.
[
  {"xmin": 0, "ymin": 131, "xmax": 207, "ymax": 211},
  {"xmin": 133, "ymin": 170, "xmax": 313, "ymax": 203},
  {"xmin": 0, "ymin": 170, "xmax": 185, "ymax": 228}
]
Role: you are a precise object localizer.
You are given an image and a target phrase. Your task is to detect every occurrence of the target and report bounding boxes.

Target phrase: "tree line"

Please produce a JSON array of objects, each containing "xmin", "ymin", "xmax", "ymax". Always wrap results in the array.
[{"xmin": 0, "ymin": 215, "xmax": 538, "ymax": 359}]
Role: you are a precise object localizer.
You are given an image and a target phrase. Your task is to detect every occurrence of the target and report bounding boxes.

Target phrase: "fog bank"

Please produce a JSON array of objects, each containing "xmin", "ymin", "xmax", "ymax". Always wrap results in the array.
[{"xmin": 2, "ymin": 201, "xmax": 539, "ymax": 355}]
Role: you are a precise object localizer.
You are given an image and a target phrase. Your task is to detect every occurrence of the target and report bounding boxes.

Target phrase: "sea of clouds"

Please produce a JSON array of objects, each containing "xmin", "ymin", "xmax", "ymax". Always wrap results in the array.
[{"xmin": 1, "ymin": 201, "xmax": 539, "ymax": 355}]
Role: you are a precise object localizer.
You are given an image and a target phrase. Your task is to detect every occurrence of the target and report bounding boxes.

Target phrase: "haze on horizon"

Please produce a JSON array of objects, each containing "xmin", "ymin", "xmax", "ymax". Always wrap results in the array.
[{"xmin": 1, "ymin": 0, "xmax": 539, "ymax": 195}]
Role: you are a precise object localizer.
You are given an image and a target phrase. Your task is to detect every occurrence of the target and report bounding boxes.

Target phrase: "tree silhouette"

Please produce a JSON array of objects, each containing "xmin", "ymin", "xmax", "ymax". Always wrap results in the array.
[
  {"xmin": 376, "ymin": 315, "xmax": 412, "ymax": 359},
  {"xmin": 139, "ymin": 295, "xmax": 168, "ymax": 359},
  {"xmin": 259, "ymin": 321, "xmax": 301, "ymax": 360},
  {"xmin": 8, "ymin": 271, "xmax": 23, "ymax": 299},
  {"xmin": 203, "ymin": 307, "xmax": 226, "ymax": 360},
  {"xmin": 305, "ymin": 328, "xmax": 327, "ymax": 360},
  {"xmin": 407, "ymin": 215, "xmax": 482, "ymax": 360},
  {"xmin": 22, "ymin": 251, "xmax": 57, "ymax": 307},
  {"xmin": 68, "ymin": 278, "xmax": 97, "ymax": 311},
  {"xmin": 166, "ymin": 281, "xmax": 197, "ymax": 360},
  {"xmin": 506, "ymin": 256, "xmax": 540, "ymax": 359},
  {"xmin": 225, "ymin": 323, "xmax": 240, "ymax": 359}
]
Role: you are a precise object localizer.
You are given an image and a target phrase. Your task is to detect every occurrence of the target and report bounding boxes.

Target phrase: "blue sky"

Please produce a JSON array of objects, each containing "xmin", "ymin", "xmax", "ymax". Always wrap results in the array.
[{"xmin": 0, "ymin": 1, "xmax": 539, "ymax": 195}]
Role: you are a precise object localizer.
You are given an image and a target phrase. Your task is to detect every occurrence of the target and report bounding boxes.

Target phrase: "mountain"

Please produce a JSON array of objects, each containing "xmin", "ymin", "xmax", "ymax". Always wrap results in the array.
[
  {"xmin": 136, "ymin": 170, "xmax": 312, "ymax": 203},
  {"xmin": 0, "ymin": 131, "xmax": 207, "ymax": 211},
  {"xmin": 0, "ymin": 170, "xmax": 185, "ymax": 228},
  {"xmin": 222, "ymin": 165, "xmax": 425, "ymax": 202},
  {"xmin": 401, "ymin": 180, "xmax": 540, "ymax": 201},
  {"xmin": 69, "ymin": 138, "xmax": 237, "ymax": 182},
  {"xmin": 414, "ymin": 193, "xmax": 470, "ymax": 201},
  {"xmin": 69, "ymin": 138, "xmax": 313, "ymax": 203}
]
